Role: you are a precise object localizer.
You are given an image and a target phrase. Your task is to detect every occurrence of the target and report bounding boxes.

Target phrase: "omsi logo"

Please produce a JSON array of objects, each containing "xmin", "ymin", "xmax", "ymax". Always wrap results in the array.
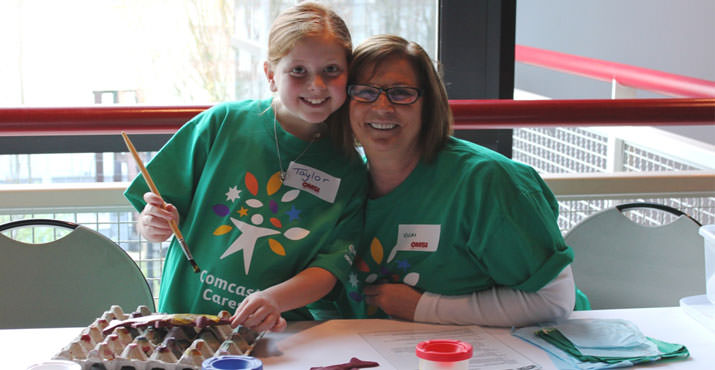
[
  {"xmin": 302, "ymin": 182, "xmax": 321, "ymax": 193},
  {"xmin": 410, "ymin": 241, "xmax": 429, "ymax": 248}
]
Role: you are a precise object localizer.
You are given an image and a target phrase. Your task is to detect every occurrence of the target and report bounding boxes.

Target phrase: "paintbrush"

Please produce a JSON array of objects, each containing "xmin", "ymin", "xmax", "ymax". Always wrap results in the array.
[
  {"xmin": 244, "ymin": 330, "xmax": 266, "ymax": 356},
  {"xmin": 121, "ymin": 131, "xmax": 200, "ymax": 273}
]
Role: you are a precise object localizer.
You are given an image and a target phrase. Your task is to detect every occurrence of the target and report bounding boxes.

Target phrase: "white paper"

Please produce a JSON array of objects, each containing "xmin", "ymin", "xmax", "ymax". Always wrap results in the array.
[
  {"xmin": 258, "ymin": 320, "xmax": 540, "ymax": 370},
  {"xmin": 359, "ymin": 325, "xmax": 541, "ymax": 370},
  {"xmin": 388, "ymin": 224, "xmax": 442, "ymax": 263},
  {"xmin": 283, "ymin": 161, "xmax": 340, "ymax": 203}
]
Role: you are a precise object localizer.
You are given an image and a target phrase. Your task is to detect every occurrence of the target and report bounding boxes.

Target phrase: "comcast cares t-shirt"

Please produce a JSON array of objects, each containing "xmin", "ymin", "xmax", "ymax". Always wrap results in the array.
[
  {"xmin": 334, "ymin": 137, "xmax": 575, "ymax": 318},
  {"xmin": 125, "ymin": 99, "xmax": 367, "ymax": 320}
]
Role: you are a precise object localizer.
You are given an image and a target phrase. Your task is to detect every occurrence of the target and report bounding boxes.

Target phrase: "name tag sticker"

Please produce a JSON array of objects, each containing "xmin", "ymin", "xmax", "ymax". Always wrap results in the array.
[
  {"xmin": 284, "ymin": 161, "xmax": 341, "ymax": 203},
  {"xmin": 387, "ymin": 224, "xmax": 441, "ymax": 262}
]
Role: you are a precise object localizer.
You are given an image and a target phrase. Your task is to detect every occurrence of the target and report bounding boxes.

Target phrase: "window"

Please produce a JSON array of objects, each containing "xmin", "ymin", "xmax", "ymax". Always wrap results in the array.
[{"xmin": 2, "ymin": 0, "xmax": 437, "ymax": 106}]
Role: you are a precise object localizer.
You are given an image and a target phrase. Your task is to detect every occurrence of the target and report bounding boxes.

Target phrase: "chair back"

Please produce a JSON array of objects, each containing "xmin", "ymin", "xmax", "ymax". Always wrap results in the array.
[
  {"xmin": 0, "ymin": 219, "xmax": 155, "ymax": 328},
  {"xmin": 565, "ymin": 203, "xmax": 704, "ymax": 309}
]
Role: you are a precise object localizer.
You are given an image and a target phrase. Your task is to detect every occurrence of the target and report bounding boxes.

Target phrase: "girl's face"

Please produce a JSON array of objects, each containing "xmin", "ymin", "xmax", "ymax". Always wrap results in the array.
[{"xmin": 265, "ymin": 35, "xmax": 348, "ymax": 130}]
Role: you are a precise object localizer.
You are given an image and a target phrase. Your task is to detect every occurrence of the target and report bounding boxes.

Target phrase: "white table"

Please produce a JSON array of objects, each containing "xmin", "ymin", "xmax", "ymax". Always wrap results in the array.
[{"xmin": 3, "ymin": 307, "xmax": 714, "ymax": 369}]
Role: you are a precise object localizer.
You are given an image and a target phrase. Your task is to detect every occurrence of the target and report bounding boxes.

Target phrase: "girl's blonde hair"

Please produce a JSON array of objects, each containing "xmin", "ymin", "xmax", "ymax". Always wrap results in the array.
[{"xmin": 267, "ymin": 2, "xmax": 352, "ymax": 65}]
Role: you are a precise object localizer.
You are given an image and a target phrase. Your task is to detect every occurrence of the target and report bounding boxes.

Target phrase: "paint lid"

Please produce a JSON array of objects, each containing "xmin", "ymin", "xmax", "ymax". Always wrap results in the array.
[
  {"xmin": 25, "ymin": 360, "xmax": 82, "ymax": 370},
  {"xmin": 202, "ymin": 355, "xmax": 263, "ymax": 370},
  {"xmin": 416, "ymin": 339, "xmax": 473, "ymax": 362}
]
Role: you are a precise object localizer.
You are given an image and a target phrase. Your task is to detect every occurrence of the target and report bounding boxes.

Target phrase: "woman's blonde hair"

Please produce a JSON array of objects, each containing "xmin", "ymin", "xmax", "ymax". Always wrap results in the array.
[
  {"xmin": 332, "ymin": 34, "xmax": 453, "ymax": 162},
  {"xmin": 267, "ymin": 2, "xmax": 352, "ymax": 65}
]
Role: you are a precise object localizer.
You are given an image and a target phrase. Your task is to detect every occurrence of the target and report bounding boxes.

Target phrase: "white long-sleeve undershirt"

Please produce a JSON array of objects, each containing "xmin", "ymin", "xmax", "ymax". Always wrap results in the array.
[{"xmin": 413, "ymin": 265, "xmax": 576, "ymax": 327}]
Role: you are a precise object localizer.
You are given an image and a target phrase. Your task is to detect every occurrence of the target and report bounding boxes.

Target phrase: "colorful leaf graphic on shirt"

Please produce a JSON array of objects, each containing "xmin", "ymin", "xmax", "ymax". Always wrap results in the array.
[
  {"xmin": 266, "ymin": 172, "xmax": 282, "ymax": 196},
  {"xmin": 365, "ymin": 273, "xmax": 378, "ymax": 283},
  {"xmin": 245, "ymin": 199, "xmax": 262, "ymax": 208},
  {"xmin": 213, "ymin": 171, "xmax": 310, "ymax": 274},
  {"xmin": 370, "ymin": 237, "xmax": 383, "ymax": 264},
  {"xmin": 355, "ymin": 256, "xmax": 369, "ymax": 272},
  {"xmin": 348, "ymin": 236, "xmax": 422, "ymax": 308},
  {"xmin": 403, "ymin": 272, "xmax": 420, "ymax": 286},
  {"xmin": 213, "ymin": 225, "xmax": 232, "ymax": 236},
  {"xmin": 268, "ymin": 239, "xmax": 286, "ymax": 256},
  {"xmin": 281, "ymin": 190, "xmax": 300, "ymax": 202},
  {"xmin": 213, "ymin": 204, "xmax": 230, "ymax": 216},
  {"xmin": 245, "ymin": 172, "xmax": 258, "ymax": 195},
  {"xmin": 284, "ymin": 227, "xmax": 310, "ymax": 240}
]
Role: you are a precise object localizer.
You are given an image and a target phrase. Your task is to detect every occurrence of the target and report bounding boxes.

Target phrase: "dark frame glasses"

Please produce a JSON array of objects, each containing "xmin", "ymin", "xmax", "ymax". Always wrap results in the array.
[{"xmin": 347, "ymin": 84, "xmax": 423, "ymax": 105}]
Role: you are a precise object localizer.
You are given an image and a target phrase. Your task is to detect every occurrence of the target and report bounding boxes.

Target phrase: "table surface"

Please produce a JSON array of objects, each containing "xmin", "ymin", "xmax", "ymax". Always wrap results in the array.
[{"xmin": 3, "ymin": 306, "xmax": 714, "ymax": 369}]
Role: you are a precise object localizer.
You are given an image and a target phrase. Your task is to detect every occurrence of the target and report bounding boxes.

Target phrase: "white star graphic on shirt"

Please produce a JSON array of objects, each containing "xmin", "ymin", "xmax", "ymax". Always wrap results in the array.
[
  {"xmin": 225, "ymin": 186, "xmax": 241, "ymax": 202},
  {"xmin": 348, "ymin": 272, "xmax": 359, "ymax": 288},
  {"xmin": 221, "ymin": 217, "xmax": 280, "ymax": 274}
]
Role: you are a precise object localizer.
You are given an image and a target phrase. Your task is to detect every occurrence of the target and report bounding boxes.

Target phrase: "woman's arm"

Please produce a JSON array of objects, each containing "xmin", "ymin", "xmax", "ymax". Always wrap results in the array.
[
  {"xmin": 364, "ymin": 265, "xmax": 575, "ymax": 327},
  {"xmin": 413, "ymin": 265, "xmax": 576, "ymax": 327}
]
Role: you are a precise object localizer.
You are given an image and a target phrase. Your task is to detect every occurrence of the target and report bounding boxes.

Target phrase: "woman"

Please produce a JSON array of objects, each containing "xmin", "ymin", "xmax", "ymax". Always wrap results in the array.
[{"xmin": 332, "ymin": 34, "xmax": 588, "ymax": 327}]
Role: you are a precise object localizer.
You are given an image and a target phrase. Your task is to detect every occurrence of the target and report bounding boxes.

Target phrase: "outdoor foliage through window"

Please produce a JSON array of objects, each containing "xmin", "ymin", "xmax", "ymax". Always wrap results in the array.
[{"xmin": 1, "ymin": 0, "xmax": 437, "ymax": 106}]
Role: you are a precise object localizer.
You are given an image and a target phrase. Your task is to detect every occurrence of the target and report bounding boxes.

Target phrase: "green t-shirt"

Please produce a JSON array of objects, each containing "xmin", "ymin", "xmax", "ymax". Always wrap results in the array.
[
  {"xmin": 335, "ymin": 137, "xmax": 575, "ymax": 318},
  {"xmin": 124, "ymin": 99, "xmax": 367, "ymax": 320}
]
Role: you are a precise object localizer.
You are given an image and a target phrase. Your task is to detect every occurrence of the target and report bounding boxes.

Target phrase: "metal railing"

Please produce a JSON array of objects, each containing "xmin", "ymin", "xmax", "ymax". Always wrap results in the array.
[{"xmin": 515, "ymin": 45, "xmax": 715, "ymax": 98}]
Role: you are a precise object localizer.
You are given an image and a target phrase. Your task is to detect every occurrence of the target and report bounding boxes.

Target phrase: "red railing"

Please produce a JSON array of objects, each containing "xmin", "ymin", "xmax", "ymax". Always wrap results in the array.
[
  {"xmin": 0, "ymin": 98, "xmax": 712, "ymax": 136},
  {"xmin": 515, "ymin": 45, "xmax": 715, "ymax": 98}
]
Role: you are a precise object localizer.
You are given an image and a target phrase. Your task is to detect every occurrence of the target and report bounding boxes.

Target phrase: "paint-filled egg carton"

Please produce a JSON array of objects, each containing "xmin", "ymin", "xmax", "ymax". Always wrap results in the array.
[{"xmin": 52, "ymin": 305, "xmax": 264, "ymax": 370}]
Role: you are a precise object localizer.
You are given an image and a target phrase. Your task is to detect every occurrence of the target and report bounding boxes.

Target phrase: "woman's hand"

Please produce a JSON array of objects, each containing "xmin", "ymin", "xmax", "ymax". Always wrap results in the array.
[
  {"xmin": 230, "ymin": 291, "xmax": 287, "ymax": 332},
  {"xmin": 137, "ymin": 192, "xmax": 179, "ymax": 242},
  {"xmin": 363, "ymin": 283, "xmax": 422, "ymax": 321}
]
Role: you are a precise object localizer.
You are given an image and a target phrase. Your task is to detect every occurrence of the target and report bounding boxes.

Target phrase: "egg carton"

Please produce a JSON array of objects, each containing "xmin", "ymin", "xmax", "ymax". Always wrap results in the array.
[{"xmin": 52, "ymin": 305, "xmax": 263, "ymax": 370}]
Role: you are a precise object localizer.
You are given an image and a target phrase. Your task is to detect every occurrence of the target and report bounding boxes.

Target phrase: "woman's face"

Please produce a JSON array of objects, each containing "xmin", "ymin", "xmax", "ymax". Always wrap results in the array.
[{"xmin": 349, "ymin": 55, "xmax": 423, "ymax": 160}]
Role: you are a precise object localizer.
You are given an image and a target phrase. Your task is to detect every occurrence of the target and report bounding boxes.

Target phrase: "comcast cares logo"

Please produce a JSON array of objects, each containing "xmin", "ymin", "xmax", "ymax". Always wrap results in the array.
[
  {"xmin": 211, "ymin": 171, "xmax": 310, "ymax": 274},
  {"xmin": 348, "ymin": 237, "xmax": 421, "ymax": 315}
]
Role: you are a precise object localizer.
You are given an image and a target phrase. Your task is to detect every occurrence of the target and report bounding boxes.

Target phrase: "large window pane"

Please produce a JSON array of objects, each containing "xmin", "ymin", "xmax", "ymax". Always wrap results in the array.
[{"xmin": 1, "ymin": 0, "xmax": 437, "ymax": 107}]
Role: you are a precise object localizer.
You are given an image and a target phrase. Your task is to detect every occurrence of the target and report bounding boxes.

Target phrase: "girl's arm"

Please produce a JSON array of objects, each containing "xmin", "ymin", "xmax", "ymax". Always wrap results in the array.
[{"xmin": 230, "ymin": 267, "xmax": 336, "ymax": 331}]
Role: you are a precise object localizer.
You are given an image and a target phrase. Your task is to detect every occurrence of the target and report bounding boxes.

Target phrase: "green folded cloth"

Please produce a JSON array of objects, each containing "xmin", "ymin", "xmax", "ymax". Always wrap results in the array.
[
  {"xmin": 536, "ymin": 327, "xmax": 689, "ymax": 365},
  {"xmin": 513, "ymin": 319, "xmax": 689, "ymax": 369}
]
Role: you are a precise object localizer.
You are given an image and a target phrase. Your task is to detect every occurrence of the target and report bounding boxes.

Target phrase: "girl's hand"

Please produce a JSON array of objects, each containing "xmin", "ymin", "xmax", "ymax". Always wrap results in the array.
[
  {"xmin": 231, "ymin": 291, "xmax": 287, "ymax": 332},
  {"xmin": 363, "ymin": 283, "xmax": 422, "ymax": 321},
  {"xmin": 137, "ymin": 192, "xmax": 179, "ymax": 242}
]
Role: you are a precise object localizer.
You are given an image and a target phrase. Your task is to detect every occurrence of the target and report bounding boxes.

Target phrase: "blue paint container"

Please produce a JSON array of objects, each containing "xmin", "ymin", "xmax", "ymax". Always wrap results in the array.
[{"xmin": 202, "ymin": 355, "xmax": 263, "ymax": 370}]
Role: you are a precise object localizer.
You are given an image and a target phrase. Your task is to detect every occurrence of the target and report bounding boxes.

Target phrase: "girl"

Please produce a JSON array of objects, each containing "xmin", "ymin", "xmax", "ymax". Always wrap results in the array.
[{"xmin": 124, "ymin": 2, "xmax": 366, "ymax": 332}]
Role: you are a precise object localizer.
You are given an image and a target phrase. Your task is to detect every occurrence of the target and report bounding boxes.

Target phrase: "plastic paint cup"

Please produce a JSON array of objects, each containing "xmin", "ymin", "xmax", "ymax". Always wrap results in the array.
[
  {"xmin": 416, "ymin": 339, "xmax": 473, "ymax": 370},
  {"xmin": 202, "ymin": 355, "xmax": 263, "ymax": 370},
  {"xmin": 25, "ymin": 360, "xmax": 82, "ymax": 370}
]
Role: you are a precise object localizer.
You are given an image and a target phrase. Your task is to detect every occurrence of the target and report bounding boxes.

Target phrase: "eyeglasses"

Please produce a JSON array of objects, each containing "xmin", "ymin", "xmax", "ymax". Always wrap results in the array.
[{"xmin": 347, "ymin": 84, "xmax": 423, "ymax": 105}]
